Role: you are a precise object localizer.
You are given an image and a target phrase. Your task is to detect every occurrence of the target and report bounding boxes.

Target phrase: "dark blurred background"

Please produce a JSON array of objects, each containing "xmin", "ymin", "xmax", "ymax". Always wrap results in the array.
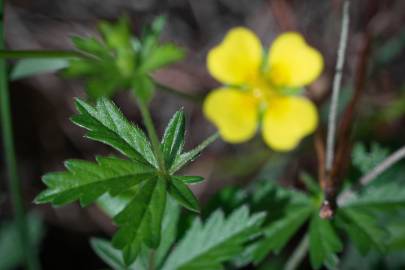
[{"xmin": 1, "ymin": 0, "xmax": 405, "ymax": 269}]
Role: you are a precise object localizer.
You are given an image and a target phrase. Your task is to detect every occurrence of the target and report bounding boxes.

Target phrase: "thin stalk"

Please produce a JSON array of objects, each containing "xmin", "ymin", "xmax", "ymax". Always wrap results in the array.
[
  {"xmin": 0, "ymin": 2, "xmax": 40, "ymax": 270},
  {"xmin": 325, "ymin": 0, "xmax": 350, "ymax": 172},
  {"xmin": 137, "ymin": 99, "xmax": 166, "ymax": 172},
  {"xmin": 0, "ymin": 49, "xmax": 80, "ymax": 59},
  {"xmin": 284, "ymin": 234, "xmax": 309, "ymax": 270},
  {"xmin": 148, "ymin": 250, "xmax": 156, "ymax": 270}
]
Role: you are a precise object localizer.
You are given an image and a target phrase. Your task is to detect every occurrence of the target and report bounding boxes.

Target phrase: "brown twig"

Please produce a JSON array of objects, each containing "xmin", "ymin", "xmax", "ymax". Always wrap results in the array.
[{"xmin": 333, "ymin": 33, "xmax": 372, "ymax": 186}]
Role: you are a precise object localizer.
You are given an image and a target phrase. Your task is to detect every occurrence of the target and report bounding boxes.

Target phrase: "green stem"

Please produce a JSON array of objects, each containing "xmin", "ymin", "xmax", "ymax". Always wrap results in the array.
[
  {"xmin": 136, "ymin": 98, "xmax": 166, "ymax": 173},
  {"xmin": 148, "ymin": 250, "xmax": 156, "ymax": 270},
  {"xmin": 0, "ymin": 49, "xmax": 80, "ymax": 59},
  {"xmin": 0, "ymin": 2, "xmax": 40, "ymax": 270},
  {"xmin": 284, "ymin": 234, "xmax": 309, "ymax": 270}
]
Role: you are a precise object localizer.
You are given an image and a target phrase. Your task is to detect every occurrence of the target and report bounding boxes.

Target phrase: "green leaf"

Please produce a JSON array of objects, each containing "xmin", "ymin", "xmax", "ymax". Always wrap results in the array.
[
  {"xmin": 252, "ymin": 205, "xmax": 313, "ymax": 263},
  {"xmin": 299, "ymin": 172, "xmax": 322, "ymax": 196},
  {"xmin": 99, "ymin": 17, "xmax": 132, "ymax": 50},
  {"xmin": 71, "ymin": 98, "xmax": 157, "ymax": 167},
  {"xmin": 161, "ymin": 206, "xmax": 265, "ymax": 270},
  {"xmin": 132, "ymin": 75, "xmax": 155, "ymax": 104},
  {"xmin": 112, "ymin": 177, "xmax": 166, "ymax": 265},
  {"xmin": 92, "ymin": 198, "xmax": 180, "ymax": 270},
  {"xmin": 66, "ymin": 18, "xmax": 136, "ymax": 98},
  {"xmin": 342, "ymin": 183, "xmax": 405, "ymax": 211},
  {"xmin": 71, "ymin": 36, "xmax": 109, "ymax": 58},
  {"xmin": 11, "ymin": 58, "xmax": 69, "ymax": 80},
  {"xmin": 336, "ymin": 208, "xmax": 386, "ymax": 254},
  {"xmin": 309, "ymin": 215, "xmax": 343, "ymax": 270},
  {"xmin": 155, "ymin": 197, "xmax": 181, "ymax": 268},
  {"xmin": 168, "ymin": 176, "xmax": 199, "ymax": 213},
  {"xmin": 161, "ymin": 110, "xmax": 185, "ymax": 169},
  {"xmin": 35, "ymin": 156, "xmax": 155, "ymax": 206},
  {"xmin": 91, "ymin": 238, "xmax": 130, "ymax": 270},
  {"xmin": 170, "ymin": 133, "xmax": 219, "ymax": 174},
  {"xmin": 386, "ymin": 217, "xmax": 405, "ymax": 251},
  {"xmin": 0, "ymin": 213, "xmax": 44, "ymax": 270},
  {"xmin": 140, "ymin": 44, "xmax": 185, "ymax": 73},
  {"xmin": 97, "ymin": 193, "xmax": 131, "ymax": 218},
  {"xmin": 352, "ymin": 142, "xmax": 388, "ymax": 174},
  {"xmin": 173, "ymin": 175, "xmax": 204, "ymax": 185},
  {"xmin": 66, "ymin": 17, "xmax": 184, "ymax": 100}
]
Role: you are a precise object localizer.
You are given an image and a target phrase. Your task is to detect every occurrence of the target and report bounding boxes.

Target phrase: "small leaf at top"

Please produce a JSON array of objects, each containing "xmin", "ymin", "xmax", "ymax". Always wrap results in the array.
[{"xmin": 140, "ymin": 44, "xmax": 185, "ymax": 73}]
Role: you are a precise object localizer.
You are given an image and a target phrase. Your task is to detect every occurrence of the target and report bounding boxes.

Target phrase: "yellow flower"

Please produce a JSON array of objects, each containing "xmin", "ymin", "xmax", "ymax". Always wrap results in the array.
[{"xmin": 203, "ymin": 27, "xmax": 323, "ymax": 151}]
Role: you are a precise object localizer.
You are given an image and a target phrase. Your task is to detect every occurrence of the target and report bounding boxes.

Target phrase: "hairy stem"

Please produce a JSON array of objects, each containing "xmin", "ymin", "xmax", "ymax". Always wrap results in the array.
[
  {"xmin": 325, "ymin": 0, "xmax": 350, "ymax": 172},
  {"xmin": 284, "ymin": 234, "xmax": 309, "ymax": 270},
  {"xmin": 137, "ymin": 98, "xmax": 166, "ymax": 172},
  {"xmin": 0, "ymin": 2, "xmax": 40, "ymax": 270}
]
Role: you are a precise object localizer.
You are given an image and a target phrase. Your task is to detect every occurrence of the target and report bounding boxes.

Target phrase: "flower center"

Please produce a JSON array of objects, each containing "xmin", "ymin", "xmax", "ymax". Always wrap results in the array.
[{"xmin": 248, "ymin": 74, "xmax": 278, "ymax": 104}]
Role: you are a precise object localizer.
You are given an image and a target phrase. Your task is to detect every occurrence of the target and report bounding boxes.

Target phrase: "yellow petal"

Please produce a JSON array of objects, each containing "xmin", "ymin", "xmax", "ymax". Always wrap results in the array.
[
  {"xmin": 262, "ymin": 96, "xmax": 318, "ymax": 151},
  {"xmin": 207, "ymin": 27, "xmax": 262, "ymax": 85},
  {"xmin": 203, "ymin": 88, "xmax": 259, "ymax": 143},
  {"xmin": 267, "ymin": 32, "xmax": 323, "ymax": 88}
]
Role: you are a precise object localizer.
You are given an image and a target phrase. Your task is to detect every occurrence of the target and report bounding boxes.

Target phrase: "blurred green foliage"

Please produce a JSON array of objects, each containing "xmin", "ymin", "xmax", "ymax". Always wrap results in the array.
[{"xmin": 65, "ymin": 16, "xmax": 184, "ymax": 102}]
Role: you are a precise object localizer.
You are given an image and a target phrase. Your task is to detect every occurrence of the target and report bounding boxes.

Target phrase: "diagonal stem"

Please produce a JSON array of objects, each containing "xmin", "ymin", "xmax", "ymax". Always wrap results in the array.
[
  {"xmin": 325, "ymin": 0, "xmax": 350, "ymax": 172},
  {"xmin": 0, "ymin": 2, "xmax": 40, "ymax": 270},
  {"xmin": 284, "ymin": 234, "xmax": 309, "ymax": 270}
]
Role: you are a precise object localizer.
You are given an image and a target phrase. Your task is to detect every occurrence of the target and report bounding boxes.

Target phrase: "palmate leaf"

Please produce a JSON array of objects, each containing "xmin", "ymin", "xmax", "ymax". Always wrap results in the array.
[
  {"xmin": 161, "ymin": 206, "xmax": 265, "ymax": 270},
  {"xmin": 35, "ymin": 97, "xmax": 217, "ymax": 265}
]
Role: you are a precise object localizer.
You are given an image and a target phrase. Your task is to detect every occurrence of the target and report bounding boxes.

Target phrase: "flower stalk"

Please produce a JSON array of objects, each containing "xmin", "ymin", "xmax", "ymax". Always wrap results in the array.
[{"xmin": 0, "ymin": 2, "xmax": 40, "ymax": 269}]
